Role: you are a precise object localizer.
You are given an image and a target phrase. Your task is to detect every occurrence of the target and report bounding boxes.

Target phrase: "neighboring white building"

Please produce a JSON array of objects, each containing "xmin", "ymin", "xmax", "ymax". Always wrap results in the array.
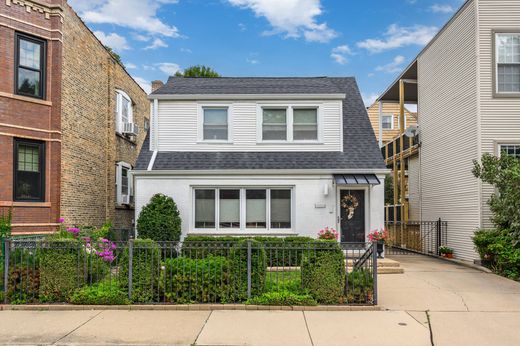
[
  {"xmin": 377, "ymin": 0, "xmax": 520, "ymax": 261},
  {"xmin": 134, "ymin": 77, "xmax": 387, "ymax": 241}
]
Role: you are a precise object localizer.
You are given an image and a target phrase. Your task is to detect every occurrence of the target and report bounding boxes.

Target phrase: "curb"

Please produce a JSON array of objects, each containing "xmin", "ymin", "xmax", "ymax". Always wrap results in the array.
[{"xmin": 0, "ymin": 304, "xmax": 381, "ymax": 312}]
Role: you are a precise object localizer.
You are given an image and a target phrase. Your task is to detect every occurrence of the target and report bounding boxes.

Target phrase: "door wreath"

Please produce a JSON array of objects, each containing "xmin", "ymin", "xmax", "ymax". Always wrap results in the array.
[{"xmin": 341, "ymin": 194, "xmax": 359, "ymax": 220}]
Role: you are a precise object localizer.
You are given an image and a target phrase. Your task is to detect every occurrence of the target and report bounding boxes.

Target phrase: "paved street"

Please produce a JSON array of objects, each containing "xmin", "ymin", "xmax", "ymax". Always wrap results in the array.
[{"xmin": 0, "ymin": 255, "xmax": 519, "ymax": 345}]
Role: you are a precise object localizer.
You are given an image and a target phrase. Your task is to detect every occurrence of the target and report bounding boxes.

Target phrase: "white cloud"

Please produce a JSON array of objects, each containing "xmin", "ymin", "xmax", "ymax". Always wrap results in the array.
[
  {"xmin": 430, "ymin": 4, "xmax": 455, "ymax": 13},
  {"xmin": 180, "ymin": 47, "xmax": 192, "ymax": 53},
  {"xmin": 375, "ymin": 55, "xmax": 406, "ymax": 73},
  {"xmin": 144, "ymin": 38, "xmax": 168, "ymax": 50},
  {"xmin": 93, "ymin": 31, "xmax": 129, "ymax": 51},
  {"xmin": 361, "ymin": 92, "xmax": 379, "ymax": 107},
  {"xmin": 71, "ymin": 0, "xmax": 181, "ymax": 38},
  {"xmin": 238, "ymin": 23, "xmax": 247, "ymax": 31},
  {"xmin": 227, "ymin": 0, "xmax": 337, "ymax": 43},
  {"xmin": 330, "ymin": 44, "xmax": 353, "ymax": 65},
  {"xmin": 357, "ymin": 24, "xmax": 438, "ymax": 53},
  {"xmin": 156, "ymin": 62, "xmax": 181, "ymax": 75},
  {"xmin": 246, "ymin": 58, "xmax": 259, "ymax": 64},
  {"xmin": 125, "ymin": 62, "xmax": 137, "ymax": 69},
  {"xmin": 133, "ymin": 76, "xmax": 151, "ymax": 94}
]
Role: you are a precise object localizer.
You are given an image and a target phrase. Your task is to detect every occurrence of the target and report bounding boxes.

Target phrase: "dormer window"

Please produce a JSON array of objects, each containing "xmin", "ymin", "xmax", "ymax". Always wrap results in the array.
[
  {"xmin": 203, "ymin": 107, "xmax": 228, "ymax": 140},
  {"xmin": 116, "ymin": 90, "xmax": 134, "ymax": 134},
  {"xmin": 260, "ymin": 105, "xmax": 321, "ymax": 142}
]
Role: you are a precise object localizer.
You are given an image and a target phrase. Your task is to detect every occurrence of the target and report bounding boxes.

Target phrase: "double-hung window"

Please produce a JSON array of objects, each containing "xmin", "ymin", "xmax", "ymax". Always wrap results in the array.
[
  {"xmin": 495, "ymin": 33, "xmax": 520, "ymax": 94},
  {"xmin": 202, "ymin": 107, "xmax": 229, "ymax": 141},
  {"xmin": 116, "ymin": 90, "xmax": 133, "ymax": 134},
  {"xmin": 499, "ymin": 144, "xmax": 520, "ymax": 158},
  {"xmin": 14, "ymin": 139, "xmax": 45, "ymax": 202},
  {"xmin": 194, "ymin": 188, "xmax": 292, "ymax": 231},
  {"xmin": 381, "ymin": 115, "xmax": 393, "ymax": 130},
  {"xmin": 261, "ymin": 106, "xmax": 320, "ymax": 142},
  {"xmin": 15, "ymin": 33, "xmax": 46, "ymax": 99},
  {"xmin": 116, "ymin": 162, "xmax": 132, "ymax": 205}
]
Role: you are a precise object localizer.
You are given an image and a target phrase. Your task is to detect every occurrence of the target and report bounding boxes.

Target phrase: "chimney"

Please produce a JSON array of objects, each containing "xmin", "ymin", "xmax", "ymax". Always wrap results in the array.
[{"xmin": 151, "ymin": 80, "xmax": 164, "ymax": 93}]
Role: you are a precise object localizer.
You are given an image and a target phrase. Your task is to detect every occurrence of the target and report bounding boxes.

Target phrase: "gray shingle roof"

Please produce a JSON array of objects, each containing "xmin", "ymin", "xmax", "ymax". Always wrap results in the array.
[
  {"xmin": 152, "ymin": 77, "xmax": 350, "ymax": 95},
  {"xmin": 136, "ymin": 77, "xmax": 385, "ymax": 171}
]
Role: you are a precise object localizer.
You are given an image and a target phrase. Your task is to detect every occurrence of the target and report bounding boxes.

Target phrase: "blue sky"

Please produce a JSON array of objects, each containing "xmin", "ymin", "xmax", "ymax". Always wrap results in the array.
[{"xmin": 68, "ymin": 0, "xmax": 465, "ymax": 105}]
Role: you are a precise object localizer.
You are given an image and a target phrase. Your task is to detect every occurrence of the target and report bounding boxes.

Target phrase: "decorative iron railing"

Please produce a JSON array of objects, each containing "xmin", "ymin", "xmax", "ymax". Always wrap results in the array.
[{"xmin": 385, "ymin": 220, "xmax": 448, "ymax": 256}]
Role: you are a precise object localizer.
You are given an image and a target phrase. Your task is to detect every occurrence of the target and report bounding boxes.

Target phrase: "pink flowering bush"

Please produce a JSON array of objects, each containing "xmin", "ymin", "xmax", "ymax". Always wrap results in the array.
[
  {"xmin": 367, "ymin": 229, "xmax": 389, "ymax": 243},
  {"xmin": 84, "ymin": 237, "xmax": 117, "ymax": 263},
  {"xmin": 318, "ymin": 227, "xmax": 339, "ymax": 241}
]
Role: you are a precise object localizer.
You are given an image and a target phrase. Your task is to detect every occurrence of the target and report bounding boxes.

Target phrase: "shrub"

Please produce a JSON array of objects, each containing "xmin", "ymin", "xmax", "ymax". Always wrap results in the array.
[
  {"xmin": 473, "ymin": 229, "xmax": 502, "ymax": 260},
  {"xmin": 301, "ymin": 242, "xmax": 345, "ymax": 304},
  {"xmin": 161, "ymin": 256, "xmax": 230, "ymax": 303},
  {"xmin": 246, "ymin": 291, "xmax": 317, "ymax": 306},
  {"xmin": 119, "ymin": 239, "xmax": 161, "ymax": 303},
  {"xmin": 70, "ymin": 280, "xmax": 130, "ymax": 305},
  {"xmin": 8, "ymin": 267, "xmax": 40, "ymax": 304},
  {"xmin": 229, "ymin": 239, "xmax": 267, "ymax": 301},
  {"xmin": 137, "ymin": 194, "xmax": 181, "ymax": 241},
  {"xmin": 346, "ymin": 269, "xmax": 374, "ymax": 304},
  {"xmin": 39, "ymin": 239, "xmax": 84, "ymax": 302}
]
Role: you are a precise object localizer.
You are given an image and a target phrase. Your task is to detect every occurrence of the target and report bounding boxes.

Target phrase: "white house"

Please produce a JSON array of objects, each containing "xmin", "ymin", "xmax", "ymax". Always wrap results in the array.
[{"xmin": 134, "ymin": 77, "xmax": 387, "ymax": 241}]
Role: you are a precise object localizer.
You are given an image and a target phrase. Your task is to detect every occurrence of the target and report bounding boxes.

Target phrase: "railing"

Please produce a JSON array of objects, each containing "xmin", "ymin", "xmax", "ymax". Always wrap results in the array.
[
  {"xmin": 385, "ymin": 220, "xmax": 447, "ymax": 256},
  {"xmin": 381, "ymin": 132, "xmax": 419, "ymax": 166},
  {"xmin": 2, "ymin": 239, "xmax": 378, "ymax": 306}
]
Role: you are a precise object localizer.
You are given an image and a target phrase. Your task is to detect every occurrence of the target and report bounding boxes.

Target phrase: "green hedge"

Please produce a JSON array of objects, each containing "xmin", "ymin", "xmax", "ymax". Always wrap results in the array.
[
  {"xmin": 346, "ymin": 269, "xmax": 374, "ymax": 304},
  {"xmin": 246, "ymin": 291, "xmax": 317, "ymax": 306},
  {"xmin": 70, "ymin": 281, "xmax": 130, "ymax": 305},
  {"xmin": 8, "ymin": 267, "xmax": 40, "ymax": 304},
  {"xmin": 229, "ymin": 239, "xmax": 267, "ymax": 301},
  {"xmin": 119, "ymin": 239, "xmax": 161, "ymax": 303},
  {"xmin": 473, "ymin": 228, "xmax": 520, "ymax": 280},
  {"xmin": 183, "ymin": 236, "xmax": 314, "ymax": 267},
  {"xmin": 161, "ymin": 256, "xmax": 230, "ymax": 303},
  {"xmin": 39, "ymin": 239, "xmax": 84, "ymax": 302},
  {"xmin": 301, "ymin": 242, "xmax": 345, "ymax": 304},
  {"xmin": 137, "ymin": 194, "xmax": 182, "ymax": 241}
]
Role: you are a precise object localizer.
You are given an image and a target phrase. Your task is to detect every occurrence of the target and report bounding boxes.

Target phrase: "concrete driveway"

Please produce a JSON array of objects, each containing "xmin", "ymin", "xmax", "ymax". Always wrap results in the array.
[{"xmin": 380, "ymin": 255, "xmax": 520, "ymax": 346}]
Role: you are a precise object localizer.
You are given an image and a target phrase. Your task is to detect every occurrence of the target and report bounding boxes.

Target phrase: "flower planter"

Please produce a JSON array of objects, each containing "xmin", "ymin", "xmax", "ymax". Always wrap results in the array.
[
  {"xmin": 377, "ymin": 241, "xmax": 385, "ymax": 259},
  {"xmin": 441, "ymin": 253, "xmax": 454, "ymax": 259}
]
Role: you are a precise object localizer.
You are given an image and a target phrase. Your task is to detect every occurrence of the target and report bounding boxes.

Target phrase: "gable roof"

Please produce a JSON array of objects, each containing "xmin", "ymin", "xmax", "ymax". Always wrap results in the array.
[
  {"xmin": 151, "ymin": 77, "xmax": 351, "ymax": 95},
  {"xmin": 136, "ymin": 77, "xmax": 386, "ymax": 172}
]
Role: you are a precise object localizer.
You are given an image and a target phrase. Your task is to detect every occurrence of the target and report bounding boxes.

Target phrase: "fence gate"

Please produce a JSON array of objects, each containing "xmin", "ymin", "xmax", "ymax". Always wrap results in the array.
[{"xmin": 385, "ymin": 219, "xmax": 447, "ymax": 256}]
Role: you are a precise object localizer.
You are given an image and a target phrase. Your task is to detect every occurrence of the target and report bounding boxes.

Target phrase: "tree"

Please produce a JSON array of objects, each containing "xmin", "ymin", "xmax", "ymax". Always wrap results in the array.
[
  {"xmin": 175, "ymin": 65, "xmax": 220, "ymax": 77},
  {"xmin": 384, "ymin": 174, "xmax": 394, "ymax": 205},
  {"xmin": 136, "ymin": 194, "xmax": 182, "ymax": 241},
  {"xmin": 473, "ymin": 153, "xmax": 520, "ymax": 242}
]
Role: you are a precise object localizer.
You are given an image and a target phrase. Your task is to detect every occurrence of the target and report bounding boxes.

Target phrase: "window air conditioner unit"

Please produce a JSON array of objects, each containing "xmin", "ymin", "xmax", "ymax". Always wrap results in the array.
[
  {"xmin": 122, "ymin": 122, "xmax": 139, "ymax": 135},
  {"xmin": 121, "ymin": 195, "xmax": 131, "ymax": 205}
]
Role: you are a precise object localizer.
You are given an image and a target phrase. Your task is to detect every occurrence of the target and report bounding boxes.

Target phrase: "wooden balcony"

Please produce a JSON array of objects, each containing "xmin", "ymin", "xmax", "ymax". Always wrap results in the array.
[{"xmin": 381, "ymin": 132, "xmax": 419, "ymax": 167}]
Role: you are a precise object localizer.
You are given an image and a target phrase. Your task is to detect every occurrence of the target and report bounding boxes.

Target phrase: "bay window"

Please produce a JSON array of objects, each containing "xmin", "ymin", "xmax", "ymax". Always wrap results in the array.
[
  {"xmin": 193, "ymin": 188, "xmax": 292, "ymax": 231},
  {"xmin": 495, "ymin": 33, "xmax": 520, "ymax": 94}
]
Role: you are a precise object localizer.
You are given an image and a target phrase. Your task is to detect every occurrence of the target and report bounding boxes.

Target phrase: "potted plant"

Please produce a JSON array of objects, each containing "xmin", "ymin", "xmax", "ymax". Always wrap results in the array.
[
  {"xmin": 439, "ymin": 246, "xmax": 454, "ymax": 258},
  {"xmin": 367, "ymin": 229, "xmax": 389, "ymax": 258},
  {"xmin": 317, "ymin": 227, "xmax": 339, "ymax": 241}
]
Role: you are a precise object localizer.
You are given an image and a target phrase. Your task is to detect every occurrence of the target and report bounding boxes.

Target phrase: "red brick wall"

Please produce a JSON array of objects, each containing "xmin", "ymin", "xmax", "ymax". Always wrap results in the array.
[{"xmin": 0, "ymin": 0, "xmax": 63, "ymax": 234}]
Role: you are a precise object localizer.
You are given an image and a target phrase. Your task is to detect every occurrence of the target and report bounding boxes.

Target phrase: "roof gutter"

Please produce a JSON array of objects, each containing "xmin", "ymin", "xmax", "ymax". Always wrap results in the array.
[
  {"xmin": 133, "ymin": 168, "xmax": 391, "ymax": 177},
  {"xmin": 148, "ymin": 93, "xmax": 346, "ymax": 101}
]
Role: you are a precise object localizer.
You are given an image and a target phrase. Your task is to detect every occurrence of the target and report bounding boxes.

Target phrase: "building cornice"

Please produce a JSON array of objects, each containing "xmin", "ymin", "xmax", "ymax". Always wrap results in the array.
[
  {"xmin": 148, "ymin": 93, "xmax": 346, "ymax": 101},
  {"xmin": 6, "ymin": 0, "xmax": 64, "ymax": 21}
]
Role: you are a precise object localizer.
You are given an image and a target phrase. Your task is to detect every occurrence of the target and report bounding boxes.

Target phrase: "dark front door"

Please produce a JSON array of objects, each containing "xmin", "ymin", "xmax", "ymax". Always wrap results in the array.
[{"xmin": 340, "ymin": 190, "xmax": 365, "ymax": 242}]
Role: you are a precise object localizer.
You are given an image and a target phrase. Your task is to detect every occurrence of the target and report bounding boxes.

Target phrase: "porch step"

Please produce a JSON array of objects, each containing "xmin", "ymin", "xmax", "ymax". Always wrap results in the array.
[{"xmin": 345, "ymin": 258, "xmax": 404, "ymax": 274}]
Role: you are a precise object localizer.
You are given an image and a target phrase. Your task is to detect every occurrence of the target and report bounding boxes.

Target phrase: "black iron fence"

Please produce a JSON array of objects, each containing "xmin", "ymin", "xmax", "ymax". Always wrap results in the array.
[
  {"xmin": 2, "ymin": 239, "xmax": 377, "ymax": 306},
  {"xmin": 385, "ymin": 220, "xmax": 447, "ymax": 256}
]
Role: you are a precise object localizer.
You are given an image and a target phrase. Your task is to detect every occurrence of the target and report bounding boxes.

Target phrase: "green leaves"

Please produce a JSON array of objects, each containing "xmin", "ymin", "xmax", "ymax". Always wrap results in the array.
[
  {"xmin": 175, "ymin": 65, "xmax": 220, "ymax": 78},
  {"xmin": 137, "ymin": 194, "xmax": 182, "ymax": 241}
]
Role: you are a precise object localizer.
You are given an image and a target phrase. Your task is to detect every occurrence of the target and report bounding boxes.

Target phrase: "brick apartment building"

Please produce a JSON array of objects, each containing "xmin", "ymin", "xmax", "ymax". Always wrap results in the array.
[{"xmin": 0, "ymin": 0, "xmax": 149, "ymax": 234}]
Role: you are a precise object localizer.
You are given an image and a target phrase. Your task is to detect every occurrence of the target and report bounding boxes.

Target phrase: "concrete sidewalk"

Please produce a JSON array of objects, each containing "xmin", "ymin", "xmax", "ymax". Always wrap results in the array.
[
  {"xmin": 0, "ymin": 309, "xmax": 430, "ymax": 346},
  {"xmin": 2, "ymin": 255, "xmax": 520, "ymax": 345}
]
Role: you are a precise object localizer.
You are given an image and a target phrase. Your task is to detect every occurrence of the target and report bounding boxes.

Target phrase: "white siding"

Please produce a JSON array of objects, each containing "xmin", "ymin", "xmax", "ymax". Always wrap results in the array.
[
  {"xmin": 135, "ymin": 174, "xmax": 385, "ymax": 240},
  {"xmin": 417, "ymin": 1, "xmax": 480, "ymax": 261},
  {"xmin": 407, "ymin": 156, "xmax": 421, "ymax": 221},
  {"xmin": 156, "ymin": 100, "xmax": 343, "ymax": 152},
  {"xmin": 477, "ymin": 0, "xmax": 520, "ymax": 228}
]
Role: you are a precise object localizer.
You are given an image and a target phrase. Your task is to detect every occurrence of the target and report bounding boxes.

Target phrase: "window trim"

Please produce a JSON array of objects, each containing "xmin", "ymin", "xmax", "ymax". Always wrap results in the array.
[
  {"xmin": 14, "ymin": 32, "xmax": 46, "ymax": 100},
  {"xmin": 492, "ymin": 29, "xmax": 520, "ymax": 98},
  {"xmin": 191, "ymin": 187, "xmax": 294, "ymax": 233},
  {"xmin": 197, "ymin": 104, "xmax": 233, "ymax": 143},
  {"xmin": 381, "ymin": 114, "xmax": 394, "ymax": 130},
  {"xmin": 116, "ymin": 161, "xmax": 132, "ymax": 205},
  {"xmin": 13, "ymin": 138, "xmax": 45, "ymax": 202},
  {"xmin": 115, "ymin": 90, "xmax": 133, "ymax": 134},
  {"xmin": 497, "ymin": 142, "xmax": 520, "ymax": 158},
  {"xmin": 257, "ymin": 103, "xmax": 323, "ymax": 143}
]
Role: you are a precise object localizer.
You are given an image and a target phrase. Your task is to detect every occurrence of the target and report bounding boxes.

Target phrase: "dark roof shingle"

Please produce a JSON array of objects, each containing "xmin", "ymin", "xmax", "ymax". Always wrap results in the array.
[{"xmin": 136, "ymin": 77, "xmax": 385, "ymax": 171}]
